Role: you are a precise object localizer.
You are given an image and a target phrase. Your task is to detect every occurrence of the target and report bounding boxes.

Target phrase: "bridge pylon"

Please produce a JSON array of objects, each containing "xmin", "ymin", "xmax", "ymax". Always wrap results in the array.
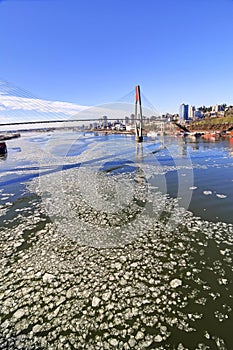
[{"xmin": 134, "ymin": 85, "xmax": 143, "ymax": 142}]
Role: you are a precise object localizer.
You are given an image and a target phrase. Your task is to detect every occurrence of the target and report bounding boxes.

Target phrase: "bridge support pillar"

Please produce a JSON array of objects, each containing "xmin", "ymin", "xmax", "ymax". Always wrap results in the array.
[{"xmin": 135, "ymin": 85, "xmax": 143, "ymax": 143}]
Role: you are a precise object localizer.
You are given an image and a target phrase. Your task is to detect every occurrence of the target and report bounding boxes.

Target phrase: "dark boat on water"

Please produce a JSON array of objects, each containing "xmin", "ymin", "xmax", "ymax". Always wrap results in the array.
[{"xmin": 0, "ymin": 142, "xmax": 7, "ymax": 155}]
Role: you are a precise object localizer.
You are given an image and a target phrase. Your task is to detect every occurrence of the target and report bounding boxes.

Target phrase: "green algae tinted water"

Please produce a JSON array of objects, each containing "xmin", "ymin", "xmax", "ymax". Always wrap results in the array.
[{"xmin": 0, "ymin": 131, "xmax": 232, "ymax": 349}]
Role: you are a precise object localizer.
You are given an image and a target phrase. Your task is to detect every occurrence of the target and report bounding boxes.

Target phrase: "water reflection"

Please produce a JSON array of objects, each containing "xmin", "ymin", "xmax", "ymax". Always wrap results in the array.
[
  {"xmin": 229, "ymin": 137, "xmax": 233, "ymax": 157},
  {"xmin": 177, "ymin": 137, "xmax": 188, "ymax": 157},
  {"xmin": 191, "ymin": 142, "xmax": 199, "ymax": 151},
  {"xmin": 135, "ymin": 142, "xmax": 144, "ymax": 185}
]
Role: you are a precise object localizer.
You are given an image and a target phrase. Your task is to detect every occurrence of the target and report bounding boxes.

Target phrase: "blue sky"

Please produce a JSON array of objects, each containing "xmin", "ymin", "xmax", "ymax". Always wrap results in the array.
[{"xmin": 0, "ymin": 0, "xmax": 233, "ymax": 117}]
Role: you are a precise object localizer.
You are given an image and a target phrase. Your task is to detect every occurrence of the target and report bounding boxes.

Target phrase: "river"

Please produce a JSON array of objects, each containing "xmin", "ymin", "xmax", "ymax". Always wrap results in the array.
[{"xmin": 0, "ymin": 131, "xmax": 232, "ymax": 349}]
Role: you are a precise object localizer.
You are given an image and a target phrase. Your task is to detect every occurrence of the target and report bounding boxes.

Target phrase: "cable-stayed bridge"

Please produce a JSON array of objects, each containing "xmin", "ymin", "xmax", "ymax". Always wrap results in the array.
[
  {"xmin": 0, "ymin": 79, "xmax": 169, "ymax": 135},
  {"xmin": 0, "ymin": 118, "xmax": 167, "ymax": 127}
]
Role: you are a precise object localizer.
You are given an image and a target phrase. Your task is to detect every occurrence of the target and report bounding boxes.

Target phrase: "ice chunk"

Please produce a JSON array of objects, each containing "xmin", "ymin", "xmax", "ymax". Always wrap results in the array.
[
  {"xmin": 216, "ymin": 194, "xmax": 227, "ymax": 199},
  {"xmin": 92, "ymin": 296, "xmax": 101, "ymax": 307},
  {"xmin": 203, "ymin": 190, "xmax": 212, "ymax": 195},
  {"xmin": 170, "ymin": 278, "xmax": 182, "ymax": 288}
]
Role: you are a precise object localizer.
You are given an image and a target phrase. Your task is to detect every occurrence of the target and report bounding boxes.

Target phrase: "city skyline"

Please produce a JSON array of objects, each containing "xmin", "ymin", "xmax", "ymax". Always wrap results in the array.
[{"xmin": 1, "ymin": 0, "xmax": 233, "ymax": 119}]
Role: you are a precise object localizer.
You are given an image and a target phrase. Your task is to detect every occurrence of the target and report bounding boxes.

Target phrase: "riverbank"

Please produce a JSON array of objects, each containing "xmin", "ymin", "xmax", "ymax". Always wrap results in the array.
[{"xmin": 188, "ymin": 116, "xmax": 233, "ymax": 132}]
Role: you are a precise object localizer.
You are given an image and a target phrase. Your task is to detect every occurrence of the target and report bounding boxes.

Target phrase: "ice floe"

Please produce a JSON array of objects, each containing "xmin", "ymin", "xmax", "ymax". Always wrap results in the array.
[
  {"xmin": 216, "ymin": 194, "xmax": 227, "ymax": 199},
  {"xmin": 203, "ymin": 190, "xmax": 212, "ymax": 195}
]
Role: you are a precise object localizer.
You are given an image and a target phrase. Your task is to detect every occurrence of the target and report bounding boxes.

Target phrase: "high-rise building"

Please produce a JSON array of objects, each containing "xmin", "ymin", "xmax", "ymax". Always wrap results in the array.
[
  {"xmin": 188, "ymin": 106, "xmax": 195, "ymax": 120},
  {"xmin": 125, "ymin": 116, "xmax": 129, "ymax": 125},
  {"xmin": 179, "ymin": 104, "xmax": 189, "ymax": 122},
  {"xmin": 130, "ymin": 113, "xmax": 135, "ymax": 125},
  {"xmin": 103, "ymin": 116, "xmax": 108, "ymax": 128}
]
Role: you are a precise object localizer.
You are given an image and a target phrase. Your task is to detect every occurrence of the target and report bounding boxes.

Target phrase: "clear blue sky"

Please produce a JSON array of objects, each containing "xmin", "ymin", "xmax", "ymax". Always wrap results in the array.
[{"xmin": 0, "ymin": 0, "xmax": 233, "ymax": 114}]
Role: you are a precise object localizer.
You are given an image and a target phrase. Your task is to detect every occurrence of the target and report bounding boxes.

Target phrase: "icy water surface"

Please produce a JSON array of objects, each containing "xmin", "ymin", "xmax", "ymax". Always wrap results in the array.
[{"xmin": 0, "ymin": 131, "xmax": 233, "ymax": 349}]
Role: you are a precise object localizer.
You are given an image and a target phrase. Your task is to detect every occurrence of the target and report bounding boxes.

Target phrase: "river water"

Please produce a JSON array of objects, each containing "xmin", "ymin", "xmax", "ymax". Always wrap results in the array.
[{"xmin": 0, "ymin": 131, "xmax": 232, "ymax": 349}]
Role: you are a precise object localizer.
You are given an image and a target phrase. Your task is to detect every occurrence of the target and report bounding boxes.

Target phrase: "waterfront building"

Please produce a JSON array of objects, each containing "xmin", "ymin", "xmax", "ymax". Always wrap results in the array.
[
  {"xmin": 98, "ymin": 117, "xmax": 103, "ymax": 128},
  {"xmin": 130, "ymin": 114, "xmax": 135, "ymax": 125},
  {"xmin": 179, "ymin": 103, "xmax": 189, "ymax": 123},
  {"xmin": 204, "ymin": 105, "xmax": 225, "ymax": 118},
  {"xmin": 188, "ymin": 106, "xmax": 195, "ymax": 120},
  {"xmin": 194, "ymin": 110, "xmax": 204, "ymax": 119},
  {"xmin": 212, "ymin": 104, "xmax": 224, "ymax": 113},
  {"xmin": 126, "ymin": 124, "xmax": 135, "ymax": 131},
  {"xmin": 103, "ymin": 116, "xmax": 108, "ymax": 128},
  {"xmin": 125, "ymin": 116, "xmax": 129, "ymax": 125}
]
